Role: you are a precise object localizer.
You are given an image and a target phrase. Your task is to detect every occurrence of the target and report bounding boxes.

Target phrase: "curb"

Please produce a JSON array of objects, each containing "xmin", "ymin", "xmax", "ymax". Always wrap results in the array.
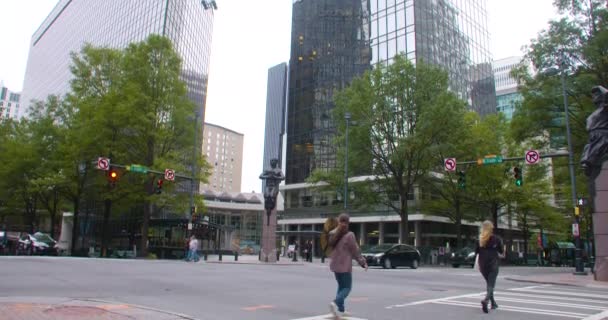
[
  {"xmin": 79, "ymin": 298, "xmax": 203, "ymax": 320},
  {"xmin": 205, "ymin": 260, "xmax": 305, "ymax": 266}
]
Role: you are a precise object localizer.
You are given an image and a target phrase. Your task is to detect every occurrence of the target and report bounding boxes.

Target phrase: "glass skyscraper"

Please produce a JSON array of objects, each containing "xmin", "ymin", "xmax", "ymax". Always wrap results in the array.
[
  {"xmin": 263, "ymin": 63, "xmax": 288, "ymax": 190},
  {"xmin": 370, "ymin": 0, "xmax": 496, "ymax": 115},
  {"xmin": 286, "ymin": 0, "xmax": 371, "ymax": 184},
  {"xmin": 285, "ymin": 0, "xmax": 495, "ymax": 184},
  {"xmin": 21, "ymin": 0, "xmax": 216, "ymax": 120}
]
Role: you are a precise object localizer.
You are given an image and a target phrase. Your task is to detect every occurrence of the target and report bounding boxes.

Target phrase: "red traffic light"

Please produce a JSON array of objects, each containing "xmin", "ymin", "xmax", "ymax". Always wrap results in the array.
[{"xmin": 155, "ymin": 179, "xmax": 164, "ymax": 194}]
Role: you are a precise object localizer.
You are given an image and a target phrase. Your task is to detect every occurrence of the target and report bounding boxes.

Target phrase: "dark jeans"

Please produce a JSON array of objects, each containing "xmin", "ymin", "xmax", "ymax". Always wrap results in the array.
[
  {"xmin": 334, "ymin": 272, "xmax": 352, "ymax": 313},
  {"xmin": 481, "ymin": 266, "xmax": 499, "ymax": 302}
]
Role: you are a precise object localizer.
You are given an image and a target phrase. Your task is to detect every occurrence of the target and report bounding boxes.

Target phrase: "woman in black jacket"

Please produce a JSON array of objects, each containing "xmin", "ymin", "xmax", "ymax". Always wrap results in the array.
[{"xmin": 475, "ymin": 220, "xmax": 504, "ymax": 313}]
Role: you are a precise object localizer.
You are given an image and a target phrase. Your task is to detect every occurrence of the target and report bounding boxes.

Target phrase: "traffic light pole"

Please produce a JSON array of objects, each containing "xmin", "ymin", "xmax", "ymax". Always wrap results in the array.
[{"xmin": 455, "ymin": 151, "xmax": 569, "ymax": 165}]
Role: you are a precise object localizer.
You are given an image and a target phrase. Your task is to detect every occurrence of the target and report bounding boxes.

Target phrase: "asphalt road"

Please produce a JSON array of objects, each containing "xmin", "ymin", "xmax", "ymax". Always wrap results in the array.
[{"xmin": 0, "ymin": 256, "xmax": 606, "ymax": 320}]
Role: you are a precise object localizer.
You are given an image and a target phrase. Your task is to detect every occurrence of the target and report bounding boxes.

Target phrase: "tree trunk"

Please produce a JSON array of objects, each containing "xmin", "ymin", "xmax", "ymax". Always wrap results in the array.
[
  {"xmin": 492, "ymin": 202, "xmax": 499, "ymax": 229},
  {"xmin": 101, "ymin": 198, "xmax": 111, "ymax": 257},
  {"xmin": 50, "ymin": 190, "xmax": 58, "ymax": 239},
  {"xmin": 140, "ymin": 201, "xmax": 151, "ymax": 257},
  {"xmin": 399, "ymin": 197, "xmax": 409, "ymax": 244},
  {"xmin": 70, "ymin": 197, "xmax": 80, "ymax": 256},
  {"xmin": 455, "ymin": 198, "xmax": 462, "ymax": 249}
]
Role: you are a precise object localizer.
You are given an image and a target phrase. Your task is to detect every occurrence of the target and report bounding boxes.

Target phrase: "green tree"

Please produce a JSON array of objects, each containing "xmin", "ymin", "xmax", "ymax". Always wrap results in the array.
[
  {"xmin": 312, "ymin": 55, "xmax": 468, "ymax": 244},
  {"xmin": 511, "ymin": 0, "xmax": 607, "ymax": 213},
  {"xmin": 420, "ymin": 111, "xmax": 480, "ymax": 249},
  {"xmin": 65, "ymin": 35, "xmax": 209, "ymax": 256}
]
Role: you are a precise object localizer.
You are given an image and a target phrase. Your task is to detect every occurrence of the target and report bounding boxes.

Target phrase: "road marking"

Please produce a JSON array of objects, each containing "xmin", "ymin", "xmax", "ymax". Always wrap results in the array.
[
  {"xmin": 510, "ymin": 288, "xmax": 608, "ymax": 300},
  {"xmin": 433, "ymin": 300, "xmax": 589, "ymax": 318},
  {"xmin": 384, "ymin": 292, "xmax": 485, "ymax": 309},
  {"xmin": 496, "ymin": 291, "xmax": 608, "ymax": 305},
  {"xmin": 290, "ymin": 314, "xmax": 368, "ymax": 320},
  {"xmin": 461, "ymin": 295, "xmax": 606, "ymax": 310},
  {"xmin": 241, "ymin": 304, "xmax": 274, "ymax": 311}
]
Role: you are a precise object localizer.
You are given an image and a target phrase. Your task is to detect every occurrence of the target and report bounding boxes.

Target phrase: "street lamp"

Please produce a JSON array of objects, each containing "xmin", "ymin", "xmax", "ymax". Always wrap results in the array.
[
  {"xmin": 544, "ymin": 56, "xmax": 587, "ymax": 275},
  {"xmin": 344, "ymin": 112, "xmax": 351, "ymax": 210}
]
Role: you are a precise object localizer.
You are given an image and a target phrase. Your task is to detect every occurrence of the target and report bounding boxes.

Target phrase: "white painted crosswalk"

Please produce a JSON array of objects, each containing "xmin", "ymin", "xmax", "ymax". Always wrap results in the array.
[{"xmin": 386, "ymin": 284, "xmax": 608, "ymax": 319}]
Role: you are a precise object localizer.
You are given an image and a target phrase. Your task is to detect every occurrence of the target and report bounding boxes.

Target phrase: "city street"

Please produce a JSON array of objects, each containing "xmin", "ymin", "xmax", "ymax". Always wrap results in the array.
[{"xmin": 0, "ymin": 256, "xmax": 607, "ymax": 319}]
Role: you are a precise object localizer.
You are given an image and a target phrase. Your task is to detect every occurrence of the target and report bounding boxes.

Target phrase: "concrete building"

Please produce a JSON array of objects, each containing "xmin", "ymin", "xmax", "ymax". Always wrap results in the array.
[
  {"xmin": 0, "ymin": 82, "xmax": 22, "ymax": 120},
  {"xmin": 493, "ymin": 56, "xmax": 523, "ymax": 120},
  {"xmin": 20, "ymin": 0, "xmax": 216, "ymax": 123},
  {"xmin": 202, "ymin": 123, "xmax": 244, "ymax": 193}
]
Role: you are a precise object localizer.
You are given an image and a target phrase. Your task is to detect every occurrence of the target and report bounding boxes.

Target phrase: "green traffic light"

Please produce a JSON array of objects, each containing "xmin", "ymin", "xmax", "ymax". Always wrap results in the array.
[{"xmin": 515, "ymin": 179, "xmax": 523, "ymax": 187}]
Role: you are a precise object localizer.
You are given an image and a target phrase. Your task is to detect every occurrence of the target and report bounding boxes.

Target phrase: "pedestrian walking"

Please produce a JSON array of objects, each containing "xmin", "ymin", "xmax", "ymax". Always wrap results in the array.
[
  {"xmin": 475, "ymin": 220, "xmax": 504, "ymax": 313},
  {"xmin": 328, "ymin": 213, "xmax": 367, "ymax": 319},
  {"xmin": 189, "ymin": 235, "xmax": 200, "ymax": 262},
  {"xmin": 306, "ymin": 240, "xmax": 313, "ymax": 262}
]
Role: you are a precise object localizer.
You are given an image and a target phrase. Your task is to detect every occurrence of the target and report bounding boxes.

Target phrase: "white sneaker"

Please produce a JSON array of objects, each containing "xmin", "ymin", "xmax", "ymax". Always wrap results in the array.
[
  {"xmin": 340, "ymin": 311, "xmax": 352, "ymax": 317},
  {"xmin": 329, "ymin": 302, "xmax": 339, "ymax": 317}
]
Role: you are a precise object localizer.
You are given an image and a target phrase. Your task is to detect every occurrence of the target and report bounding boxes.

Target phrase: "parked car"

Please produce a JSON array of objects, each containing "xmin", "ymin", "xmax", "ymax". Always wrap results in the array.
[
  {"xmin": 17, "ymin": 232, "xmax": 58, "ymax": 256},
  {"xmin": 0, "ymin": 230, "xmax": 7, "ymax": 255},
  {"xmin": 450, "ymin": 247, "xmax": 476, "ymax": 268},
  {"xmin": 361, "ymin": 244, "xmax": 421, "ymax": 269}
]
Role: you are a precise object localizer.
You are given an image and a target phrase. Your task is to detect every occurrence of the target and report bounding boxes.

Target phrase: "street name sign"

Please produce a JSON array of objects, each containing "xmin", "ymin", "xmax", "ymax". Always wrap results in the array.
[
  {"xmin": 127, "ymin": 164, "xmax": 148, "ymax": 173},
  {"xmin": 478, "ymin": 155, "xmax": 503, "ymax": 165}
]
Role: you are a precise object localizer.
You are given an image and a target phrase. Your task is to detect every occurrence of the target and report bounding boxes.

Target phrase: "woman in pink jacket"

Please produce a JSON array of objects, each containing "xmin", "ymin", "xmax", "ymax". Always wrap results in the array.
[{"xmin": 328, "ymin": 213, "xmax": 367, "ymax": 319}]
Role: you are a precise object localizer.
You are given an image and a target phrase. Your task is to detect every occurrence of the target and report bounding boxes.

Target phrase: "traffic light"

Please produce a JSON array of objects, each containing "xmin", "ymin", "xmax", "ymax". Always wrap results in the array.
[
  {"xmin": 108, "ymin": 167, "xmax": 119, "ymax": 188},
  {"xmin": 155, "ymin": 179, "xmax": 164, "ymax": 194},
  {"xmin": 513, "ymin": 166, "xmax": 523, "ymax": 187},
  {"xmin": 457, "ymin": 171, "xmax": 466, "ymax": 189}
]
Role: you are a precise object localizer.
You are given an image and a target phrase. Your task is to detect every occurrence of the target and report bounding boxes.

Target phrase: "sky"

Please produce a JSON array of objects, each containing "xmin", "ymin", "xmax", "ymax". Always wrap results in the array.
[{"xmin": 0, "ymin": 0, "xmax": 559, "ymax": 194}]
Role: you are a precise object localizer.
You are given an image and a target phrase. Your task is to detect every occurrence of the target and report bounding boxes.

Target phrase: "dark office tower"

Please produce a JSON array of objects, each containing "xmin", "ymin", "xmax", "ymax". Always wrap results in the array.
[
  {"xmin": 262, "ymin": 63, "xmax": 288, "ymax": 190},
  {"xmin": 370, "ymin": 0, "xmax": 496, "ymax": 115},
  {"xmin": 21, "ymin": 0, "xmax": 216, "ymax": 121},
  {"xmin": 286, "ymin": 0, "xmax": 371, "ymax": 184}
]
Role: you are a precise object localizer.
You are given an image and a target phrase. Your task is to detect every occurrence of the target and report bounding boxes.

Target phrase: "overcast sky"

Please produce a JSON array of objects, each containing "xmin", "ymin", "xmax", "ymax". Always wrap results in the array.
[{"xmin": 0, "ymin": 0, "xmax": 558, "ymax": 193}]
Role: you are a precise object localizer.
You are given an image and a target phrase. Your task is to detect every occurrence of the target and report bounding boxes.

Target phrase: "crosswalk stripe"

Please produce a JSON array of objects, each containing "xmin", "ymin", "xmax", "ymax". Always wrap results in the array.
[
  {"xmin": 460, "ymin": 295, "xmax": 607, "ymax": 311},
  {"xmin": 432, "ymin": 300, "xmax": 589, "ymax": 318},
  {"xmin": 495, "ymin": 291, "xmax": 608, "ymax": 305},
  {"xmin": 509, "ymin": 288, "xmax": 608, "ymax": 300}
]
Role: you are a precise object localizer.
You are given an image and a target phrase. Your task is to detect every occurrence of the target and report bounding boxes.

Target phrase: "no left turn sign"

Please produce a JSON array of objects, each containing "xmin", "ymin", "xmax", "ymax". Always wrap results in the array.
[
  {"xmin": 97, "ymin": 157, "xmax": 110, "ymax": 171},
  {"xmin": 525, "ymin": 150, "xmax": 540, "ymax": 165},
  {"xmin": 164, "ymin": 169, "xmax": 175, "ymax": 181},
  {"xmin": 444, "ymin": 158, "xmax": 456, "ymax": 172}
]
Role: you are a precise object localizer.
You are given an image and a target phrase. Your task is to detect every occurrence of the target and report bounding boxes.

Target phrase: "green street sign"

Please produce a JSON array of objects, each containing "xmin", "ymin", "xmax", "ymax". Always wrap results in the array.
[
  {"xmin": 482, "ymin": 156, "xmax": 503, "ymax": 165},
  {"xmin": 127, "ymin": 164, "xmax": 148, "ymax": 173}
]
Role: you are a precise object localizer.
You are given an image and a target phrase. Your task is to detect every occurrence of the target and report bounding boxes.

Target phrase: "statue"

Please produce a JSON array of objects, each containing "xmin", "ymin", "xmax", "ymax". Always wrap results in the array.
[
  {"xmin": 259, "ymin": 158, "xmax": 285, "ymax": 225},
  {"xmin": 581, "ymin": 85, "xmax": 608, "ymax": 282},
  {"xmin": 581, "ymin": 85, "xmax": 608, "ymax": 179}
]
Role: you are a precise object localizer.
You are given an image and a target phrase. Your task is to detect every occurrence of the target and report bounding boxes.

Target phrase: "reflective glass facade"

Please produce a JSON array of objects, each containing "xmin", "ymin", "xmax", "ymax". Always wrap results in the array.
[
  {"xmin": 263, "ymin": 63, "xmax": 288, "ymax": 190},
  {"xmin": 286, "ymin": 0, "xmax": 371, "ymax": 184},
  {"xmin": 370, "ymin": 0, "xmax": 496, "ymax": 115},
  {"xmin": 21, "ymin": 0, "xmax": 215, "ymax": 120},
  {"xmin": 496, "ymin": 92, "xmax": 522, "ymax": 121}
]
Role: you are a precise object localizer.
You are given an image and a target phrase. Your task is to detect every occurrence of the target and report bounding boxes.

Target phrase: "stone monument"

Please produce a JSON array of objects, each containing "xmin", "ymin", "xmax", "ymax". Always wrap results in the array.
[
  {"xmin": 581, "ymin": 85, "xmax": 608, "ymax": 281},
  {"xmin": 259, "ymin": 159, "xmax": 285, "ymax": 262}
]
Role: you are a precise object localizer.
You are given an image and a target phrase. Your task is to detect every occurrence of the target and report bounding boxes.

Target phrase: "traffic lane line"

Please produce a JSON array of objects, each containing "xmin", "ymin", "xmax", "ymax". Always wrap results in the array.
[
  {"xmin": 496, "ymin": 291, "xmax": 608, "ymax": 305},
  {"xmin": 460, "ymin": 295, "xmax": 607, "ymax": 311}
]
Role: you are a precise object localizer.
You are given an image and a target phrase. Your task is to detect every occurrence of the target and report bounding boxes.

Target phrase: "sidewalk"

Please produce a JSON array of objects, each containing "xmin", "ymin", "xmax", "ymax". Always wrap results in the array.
[
  {"xmin": 202, "ymin": 254, "xmax": 323, "ymax": 266},
  {"xmin": 0, "ymin": 297, "xmax": 203, "ymax": 320},
  {"xmin": 505, "ymin": 271, "xmax": 608, "ymax": 288}
]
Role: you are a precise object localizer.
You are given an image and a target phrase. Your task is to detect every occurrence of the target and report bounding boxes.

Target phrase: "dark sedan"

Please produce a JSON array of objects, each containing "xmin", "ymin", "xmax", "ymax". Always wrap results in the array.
[
  {"xmin": 362, "ymin": 244, "xmax": 421, "ymax": 269},
  {"xmin": 449, "ymin": 247, "xmax": 476, "ymax": 268},
  {"xmin": 17, "ymin": 232, "xmax": 58, "ymax": 256}
]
